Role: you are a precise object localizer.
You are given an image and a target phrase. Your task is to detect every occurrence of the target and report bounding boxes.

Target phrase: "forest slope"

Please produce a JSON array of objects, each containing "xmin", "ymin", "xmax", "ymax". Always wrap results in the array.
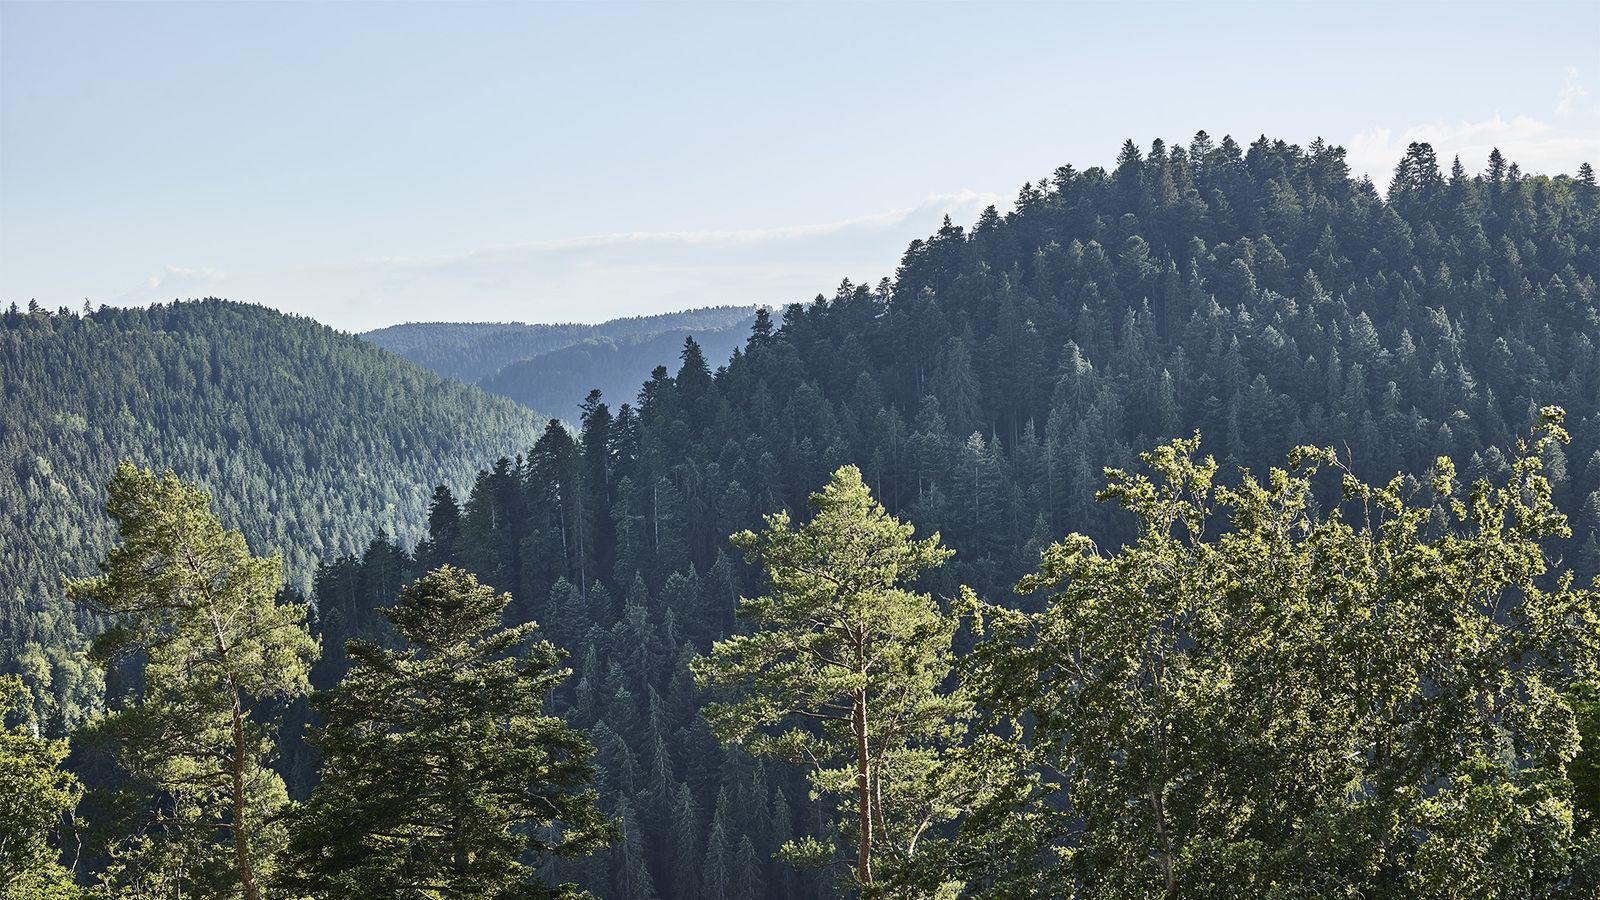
[
  {"xmin": 315, "ymin": 135, "xmax": 1600, "ymax": 898},
  {"xmin": 0, "ymin": 299, "xmax": 543, "ymax": 728}
]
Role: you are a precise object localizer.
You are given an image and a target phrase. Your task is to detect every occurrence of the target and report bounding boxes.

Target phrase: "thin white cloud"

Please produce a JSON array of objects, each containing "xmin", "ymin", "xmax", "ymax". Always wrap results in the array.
[
  {"xmin": 116, "ymin": 264, "xmax": 226, "ymax": 303},
  {"xmin": 1347, "ymin": 70, "xmax": 1599, "ymax": 187},
  {"xmin": 1557, "ymin": 66, "xmax": 1587, "ymax": 116},
  {"xmin": 328, "ymin": 189, "xmax": 1008, "ymax": 328},
  {"xmin": 370, "ymin": 190, "xmax": 1005, "ymax": 269}
]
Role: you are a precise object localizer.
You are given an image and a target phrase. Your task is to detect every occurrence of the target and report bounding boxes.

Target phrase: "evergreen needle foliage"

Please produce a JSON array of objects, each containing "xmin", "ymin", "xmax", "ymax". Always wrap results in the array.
[
  {"xmin": 693, "ymin": 465, "xmax": 972, "ymax": 889},
  {"xmin": 10, "ymin": 135, "xmax": 1600, "ymax": 898},
  {"xmin": 1, "ymin": 299, "xmax": 542, "ymax": 731},
  {"xmin": 281, "ymin": 566, "xmax": 615, "ymax": 899},
  {"xmin": 65, "ymin": 464, "xmax": 318, "ymax": 900}
]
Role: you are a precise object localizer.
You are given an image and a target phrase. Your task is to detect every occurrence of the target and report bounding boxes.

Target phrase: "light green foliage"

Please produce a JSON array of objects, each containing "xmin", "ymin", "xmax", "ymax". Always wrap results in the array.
[
  {"xmin": 1569, "ymin": 678, "xmax": 1600, "ymax": 885},
  {"xmin": 281, "ymin": 566, "xmax": 614, "ymax": 899},
  {"xmin": 0, "ymin": 675, "xmax": 83, "ymax": 899},
  {"xmin": 66, "ymin": 463, "xmax": 318, "ymax": 899},
  {"xmin": 693, "ymin": 465, "xmax": 972, "ymax": 889},
  {"xmin": 929, "ymin": 410, "xmax": 1600, "ymax": 898}
]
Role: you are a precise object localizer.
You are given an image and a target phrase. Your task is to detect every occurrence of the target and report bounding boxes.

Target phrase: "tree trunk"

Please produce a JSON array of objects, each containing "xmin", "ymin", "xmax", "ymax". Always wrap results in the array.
[
  {"xmin": 1147, "ymin": 780, "xmax": 1175, "ymax": 900},
  {"xmin": 854, "ymin": 687, "xmax": 873, "ymax": 886},
  {"xmin": 230, "ymin": 688, "xmax": 262, "ymax": 900}
]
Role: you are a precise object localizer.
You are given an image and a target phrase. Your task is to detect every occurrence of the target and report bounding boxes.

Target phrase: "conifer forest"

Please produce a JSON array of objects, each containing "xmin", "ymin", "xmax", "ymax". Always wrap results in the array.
[{"xmin": 4, "ymin": 132, "xmax": 1600, "ymax": 898}]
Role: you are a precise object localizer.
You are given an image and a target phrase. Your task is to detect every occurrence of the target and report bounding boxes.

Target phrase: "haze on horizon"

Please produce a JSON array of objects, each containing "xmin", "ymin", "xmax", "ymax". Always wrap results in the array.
[{"xmin": 3, "ymin": 0, "xmax": 1598, "ymax": 333}]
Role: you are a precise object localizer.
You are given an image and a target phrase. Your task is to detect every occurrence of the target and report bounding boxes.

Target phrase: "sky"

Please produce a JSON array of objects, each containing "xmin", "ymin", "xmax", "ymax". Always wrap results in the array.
[{"xmin": 2, "ymin": 1, "xmax": 1598, "ymax": 333}]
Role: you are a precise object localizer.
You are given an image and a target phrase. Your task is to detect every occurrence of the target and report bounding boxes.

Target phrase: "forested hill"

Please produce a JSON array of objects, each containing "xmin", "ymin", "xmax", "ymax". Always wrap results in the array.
[
  {"xmin": 0, "ymin": 299, "xmax": 542, "ymax": 730},
  {"xmin": 362, "ymin": 305, "xmax": 755, "ymax": 384},
  {"xmin": 314, "ymin": 136, "xmax": 1599, "ymax": 897},
  {"xmin": 477, "ymin": 319, "xmax": 752, "ymax": 420}
]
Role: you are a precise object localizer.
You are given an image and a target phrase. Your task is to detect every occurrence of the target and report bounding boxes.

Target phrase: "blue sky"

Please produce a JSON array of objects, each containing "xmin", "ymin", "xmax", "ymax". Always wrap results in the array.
[{"xmin": 3, "ymin": 1, "xmax": 1597, "ymax": 332}]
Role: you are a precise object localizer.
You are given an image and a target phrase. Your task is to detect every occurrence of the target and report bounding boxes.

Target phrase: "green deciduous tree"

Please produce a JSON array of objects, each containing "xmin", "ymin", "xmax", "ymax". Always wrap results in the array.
[
  {"xmin": 917, "ymin": 411, "xmax": 1600, "ymax": 898},
  {"xmin": 67, "ymin": 464, "xmax": 317, "ymax": 899},
  {"xmin": 1, "ymin": 674, "xmax": 82, "ymax": 899},
  {"xmin": 281, "ymin": 565, "xmax": 613, "ymax": 899},
  {"xmin": 692, "ymin": 465, "xmax": 970, "ymax": 889}
]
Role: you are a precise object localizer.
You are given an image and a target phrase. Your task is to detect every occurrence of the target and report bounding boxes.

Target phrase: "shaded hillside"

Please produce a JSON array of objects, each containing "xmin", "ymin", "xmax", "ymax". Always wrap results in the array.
[
  {"xmin": 363, "ymin": 305, "xmax": 755, "ymax": 383},
  {"xmin": 0, "ymin": 299, "xmax": 543, "ymax": 730},
  {"xmin": 477, "ymin": 319, "xmax": 753, "ymax": 419},
  {"xmin": 312, "ymin": 137, "xmax": 1600, "ymax": 898}
]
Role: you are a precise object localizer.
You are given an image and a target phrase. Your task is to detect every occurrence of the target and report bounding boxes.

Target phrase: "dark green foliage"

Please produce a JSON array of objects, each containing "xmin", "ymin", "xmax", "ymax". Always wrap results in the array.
[
  {"xmin": 281, "ymin": 566, "xmax": 613, "ymax": 899},
  {"xmin": 12, "ymin": 134, "xmax": 1600, "ymax": 897},
  {"xmin": 1, "ymin": 299, "xmax": 541, "ymax": 730}
]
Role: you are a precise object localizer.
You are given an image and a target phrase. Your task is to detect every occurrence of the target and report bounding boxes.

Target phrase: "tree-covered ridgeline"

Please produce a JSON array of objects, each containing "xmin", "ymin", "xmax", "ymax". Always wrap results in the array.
[
  {"xmin": 295, "ymin": 136, "xmax": 1600, "ymax": 897},
  {"xmin": 477, "ymin": 321, "xmax": 753, "ymax": 422},
  {"xmin": 0, "ymin": 298, "xmax": 543, "ymax": 732},
  {"xmin": 362, "ymin": 305, "xmax": 755, "ymax": 385}
]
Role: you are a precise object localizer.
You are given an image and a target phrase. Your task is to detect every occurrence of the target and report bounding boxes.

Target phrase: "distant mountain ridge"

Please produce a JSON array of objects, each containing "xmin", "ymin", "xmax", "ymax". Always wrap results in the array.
[
  {"xmin": 362, "ymin": 305, "xmax": 755, "ymax": 386},
  {"xmin": 477, "ymin": 320, "xmax": 754, "ymax": 420}
]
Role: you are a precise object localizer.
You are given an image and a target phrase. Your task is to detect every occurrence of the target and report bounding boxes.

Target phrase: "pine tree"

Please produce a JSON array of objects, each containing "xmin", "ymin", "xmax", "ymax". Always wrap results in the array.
[
  {"xmin": 419, "ymin": 484, "xmax": 462, "ymax": 569},
  {"xmin": 668, "ymin": 782, "xmax": 701, "ymax": 900},
  {"xmin": 750, "ymin": 307, "xmax": 775, "ymax": 345},
  {"xmin": 698, "ymin": 792, "xmax": 735, "ymax": 899},
  {"xmin": 933, "ymin": 338, "xmax": 983, "ymax": 439},
  {"xmin": 693, "ymin": 465, "xmax": 971, "ymax": 888},
  {"xmin": 581, "ymin": 389, "xmax": 619, "ymax": 580},
  {"xmin": 67, "ymin": 464, "xmax": 317, "ymax": 899},
  {"xmin": 609, "ymin": 799, "xmax": 658, "ymax": 900},
  {"xmin": 677, "ymin": 337, "xmax": 714, "ymax": 405},
  {"xmin": 281, "ymin": 566, "xmax": 613, "ymax": 898}
]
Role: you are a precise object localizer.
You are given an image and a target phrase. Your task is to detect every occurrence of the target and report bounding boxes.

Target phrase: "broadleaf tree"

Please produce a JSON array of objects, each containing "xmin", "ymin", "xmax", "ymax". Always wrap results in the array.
[
  {"xmin": 894, "ymin": 410, "xmax": 1600, "ymax": 898},
  {"xmin": 0, "ymin": 674, "xmax": 83, "ymax": 899}
]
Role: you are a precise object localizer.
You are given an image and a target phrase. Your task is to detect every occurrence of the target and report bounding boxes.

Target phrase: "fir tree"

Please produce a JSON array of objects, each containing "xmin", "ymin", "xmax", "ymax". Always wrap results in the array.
[{"xmin": 281, "ymin": 566, "xmax": 613, "ymax": 898}]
